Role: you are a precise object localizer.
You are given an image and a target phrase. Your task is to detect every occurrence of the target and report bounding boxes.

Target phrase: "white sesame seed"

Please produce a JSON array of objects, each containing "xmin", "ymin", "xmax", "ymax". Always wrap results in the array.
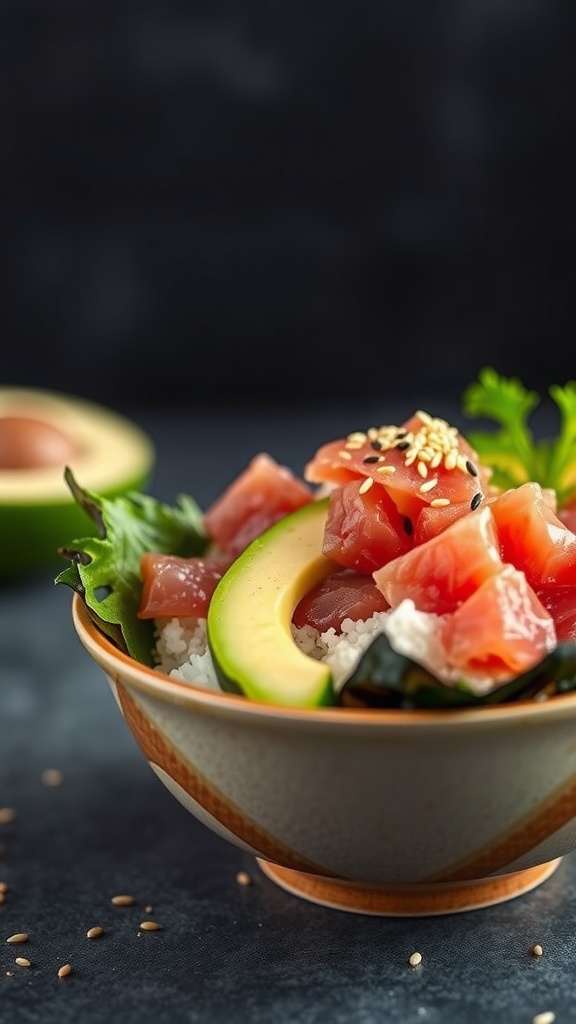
[
  {"xmin": 409, "ymin": 951, "xmax": 422, "ymax": 967},
  {"xmin": 338, "ymin": 450, "xmax": 353, "ymax": 460},
  {"xmin": 419, "ymin": 478, "xmax": 439, "ymax": 493},
  {"xmin": 430, "ymin": 497, "xmax": 451, "ymax": 507},
  {"xmin": 139, "ymin": 920, "xmax": 163, "ymax": 931},
  {"xmin": 57, "ymin": 964, "xmax": 72, "ymax": 978},
  {"xmin": 86, "ymin": 926, "xmax": 104, "ymax": 940},
  {"xmin": 15, "ymin": 957, "xmax": 30, "ymax": 968},
  {"xmin": 111, "ymin": 894, "xmax": 135, "ymax": 906},
  {"xmin": 532, "ymin": 943, "xmax": 543, "ymax": 957},
  {"xmin": 6, "ymin": 933, "xmax": 28, "ymax": 945},
  {"xmin": 236, "ymin": 871, "xmax": 252, "ymax": 886},
  {"xmin": 376, "ymin": 465, "xmax": 396, "ymax": 475},
  {"xmin": 358, "ymin": 477, "xmax": 374, "ymax": 495},
  {"xmin": 532, "ymin": 1012, "xmax": 555, "ymax": 1024},
  {"xmin": 41, "ymin": 769, "xmax": 63, "ymax": 787},
  {"xmin": 417, "ymin": 461, "xmax": 428, "ymax": 478}
]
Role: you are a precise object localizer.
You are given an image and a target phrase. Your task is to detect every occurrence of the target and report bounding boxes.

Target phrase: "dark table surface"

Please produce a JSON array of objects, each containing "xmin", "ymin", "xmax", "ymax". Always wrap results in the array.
[{"xmin": 1, "ymin": 400, "xmax": 575, "ymax": 1024}]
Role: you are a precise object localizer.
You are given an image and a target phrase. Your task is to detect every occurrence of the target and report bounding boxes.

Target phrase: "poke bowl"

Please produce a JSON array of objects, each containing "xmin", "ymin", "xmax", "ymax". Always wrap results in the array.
[{"xmin": 60, "ymin": 369, "xmax": 576, "ymax": 916}]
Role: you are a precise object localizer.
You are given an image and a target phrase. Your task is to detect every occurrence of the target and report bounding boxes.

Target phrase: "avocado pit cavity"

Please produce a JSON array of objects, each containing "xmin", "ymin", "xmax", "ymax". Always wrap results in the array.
[{"xmin": 0, "ymin": 415, "xmax": 81, "ymax": 470}]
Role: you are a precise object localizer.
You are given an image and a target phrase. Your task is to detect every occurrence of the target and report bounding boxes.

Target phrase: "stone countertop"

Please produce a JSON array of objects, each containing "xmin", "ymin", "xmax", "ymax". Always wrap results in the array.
[{"xmin": 1, "ymin": 404, "xmax": 574, "ymax": 1024}]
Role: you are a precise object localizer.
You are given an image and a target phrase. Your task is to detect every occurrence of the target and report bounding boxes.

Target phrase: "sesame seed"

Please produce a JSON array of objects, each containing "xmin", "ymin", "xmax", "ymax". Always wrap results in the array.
[
  {"xmin": 338, "ymin": 450, "xmax": 352, "ymax": 460},
  {"xmin": 86, "ymin": 926, "xmax": 104, "ymax": 940},
  {"xmin": 430, "ymin": 498, "xmax": 451, "ymax": 508},
  {"xmin": 111, "ymin": 894, "xmax": 135, "ymax": 906},
  {"xmin": 470, "ymin": 492, "xmax": 483, "ymax": 511},
  {"xmin": 409, "ymin": 951, "xmax": 422, "ymax": 967},
  {"xmin": 41, "ymin": 769, "xmax": 63, "ymax": 787},
  {"xmin": 139, "ymin": 920, "xmax": 162, "ymax": 931},
  {"xmin": 236, "ymin": 871, "xmax": 252, "ymax": 886},
  {"xmin": 376, "ymin": 465, "xmax": 396, "ymax": 475},
  {"xmin": 532, "ymin": 943, "xmax": 544, "ymax": 957},
  {"xmin": 0, "ymin": 881, "xmax": 8, "ymax": 893},
  {"xmin": 465, "ymin": 459, "xmax": 478, "ymax": 477},
  {"xmin": 417, "ymin": 461, "xmax": 428, "ymax": 478},
  {"xmin": 0, "ymin": 808, "xmax": 16, "ymax": 825},
  {"xmin": 15, "ymin": 957, "xmax": 31, "ymax": 968},
  {"xmin": 363, "ymin": 455, "xmax": 382, "ymax": 464},
  {"xmin": 419, "ymin": 478, "xmax": 438, "ymax": 493},
  {"xmin": 145, "ymin": 905, "xmax": 154, "ymax": 914},
  {"xmin": 370, "ymin": 440, "xmax": 383, "ymax": 451},
  {"xmin": 358, "ymin": 477, "xmax": 374, "ymax": 495},
  {"xmin": 396, "ymin": 441, "xmax": 410, "ymax": 452},
  {"xmin": 532, "ymin": 1013, "xmax": 555, "ymax": 1024},
  {"xmin": 6, "ymin": 933, "xmax": 28, "ymax": 945},
  {"xmin": 57, "ymin": 964, "xmax": 72, "ymax": 979}
]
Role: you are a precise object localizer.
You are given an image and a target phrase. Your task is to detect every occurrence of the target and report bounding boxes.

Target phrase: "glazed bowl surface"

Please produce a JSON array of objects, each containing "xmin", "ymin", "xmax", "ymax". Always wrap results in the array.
[{"xmin": 72, "ymin": 594, "xmax": 576, "ymax": 916}]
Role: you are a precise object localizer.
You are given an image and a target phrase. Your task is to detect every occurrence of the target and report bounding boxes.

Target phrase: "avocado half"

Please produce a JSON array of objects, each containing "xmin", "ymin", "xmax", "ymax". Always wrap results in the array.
[
  {"xmin": 0, "ymin": 388, "xmax": 155, "ymax": 579},
  {"xmin": 207, "ymin": 498, "xmax": 340, "ymax": 708}
]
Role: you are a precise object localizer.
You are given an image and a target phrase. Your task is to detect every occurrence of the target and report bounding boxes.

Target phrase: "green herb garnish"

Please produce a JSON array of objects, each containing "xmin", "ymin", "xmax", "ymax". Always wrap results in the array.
[
  {"xmin": 462, "ymin": 366, "xmax": 576, "ymax": 506},
  {"xmin": 55, "ymin": 467, "xmax": 207, "ymax": 665}
]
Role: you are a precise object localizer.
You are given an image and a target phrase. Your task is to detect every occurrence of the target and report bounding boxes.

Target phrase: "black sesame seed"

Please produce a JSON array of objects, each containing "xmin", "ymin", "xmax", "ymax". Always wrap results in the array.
[
  {"xmin": 371, "ymin": 440, "xmax": 383, "ymax": 451},
  {"xmin": 396, "ymin": 441, "xmax": 410, "ymax": 451},
  {"xmin": 363, "ymin": 455, "xmax": 381, "ymax": 464},
  {"xmin": 395, "ymin": 431, "xmax": 408, "ymax": 439},
  {"xmin": 465, "ymin": 460, "xmax": 478, "ymax": 477},
  {"xmin": 403, "ymin": 516, "xmax": 413, "ymax": 536},
  {"xmin": 470, "ymin": 492, "xmax": 483, "ymax": 511}
]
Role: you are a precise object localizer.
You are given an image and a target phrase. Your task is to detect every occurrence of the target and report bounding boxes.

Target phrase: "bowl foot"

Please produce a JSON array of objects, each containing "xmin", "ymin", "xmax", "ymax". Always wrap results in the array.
[{"xmin": 256, "ymin": 857, "xmax": 562, "ymax": 916}]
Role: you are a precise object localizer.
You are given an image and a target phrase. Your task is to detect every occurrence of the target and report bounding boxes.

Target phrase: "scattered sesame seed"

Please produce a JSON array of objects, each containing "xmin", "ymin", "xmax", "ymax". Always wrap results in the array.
[
  {"xmin": 139, "ymin": 920, "xmax": 162, "ymax": 931},
  {"xmin": 86, "ymin": 926, "xmax": 104, "ymax": 940},
  {"xmin": 236, "ymin": 871, "xmax": 252, "ymax": 886},
  {"xmin": 41, "ymin": 769, "xmax": 63, "ymax": 787},
  {"xmin": 57, "ymin": 964, "xmax": 72, "ymax": 979},
  {"xmin": 470, "ymin": 492, "xmax": 483, "ymax": 511},
  {"xmin": 15, "ymin": 957, "xmax": 30, "ymax": 968},
  {"xmin": 376, "ymin": 464, "xmax": 396, "ymax": 475},
  {"xmin": 358, "ymin": 477, "xmax": 374, "ymax": 495},
  {"xmin": 417, "ymin": 461, "xmax": 428, "ymax": 478},
  {"xmin": 532, "ymin": 944, "xmax": 544, "ymax": 957},
  {"xmin": 0, "ymin": 808, "xmax": 16, "ymax": 825},
  {"xmin": 338, "ymin": 449, "xmax": 352, "ymax": 460},
  {"xmin": 396, "ymin": 441, "xmax": 410, "ymax": 452},
  {"xmin": 419, "ymin": 477, "xmax": 438, "ymax": 493},
  {"xmin": 430, "ymin": 497, "xmax": 451, "ymax": 508},
  {"xmin": 465, "ymin": 460, "xmax": 478, "ymax": 477},
  {"xmin": 370, "ymin": 440, "xmax": 383, "ymax": 451},
  {"xmin": 532, "ymin": 1013, "xmax": 555, "ymax": 1024},
  {"xmin": 111, "ymin": 894, "xmax": 135, "ymax": 906},
  {"xmin": 6, "ymin": 933, "xmax": 28, "ymax": 945},
  {"xmin": 409, "ymin": 951, "xmax": 423, "ymax": 967},
  {"xmin": 145, "ymin": 905, "xmax": 154, "ymax": 914},
  {"xmin": 363, "ymin": 455, "xmax": 382, "ymax": 464}
]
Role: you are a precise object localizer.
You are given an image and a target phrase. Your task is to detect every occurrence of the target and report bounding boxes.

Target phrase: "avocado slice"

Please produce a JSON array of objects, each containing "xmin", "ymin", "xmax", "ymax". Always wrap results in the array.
[
  {"xmin": 0, "ymin": 388, "xmax": 154, "ymax": 578},
  {"xmin": 207, "ymin": 497, "xmax": 339, "ymax": 707}
]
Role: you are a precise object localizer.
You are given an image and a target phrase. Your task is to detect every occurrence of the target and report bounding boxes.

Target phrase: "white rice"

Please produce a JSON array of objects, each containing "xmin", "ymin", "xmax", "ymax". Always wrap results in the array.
[{"xmin": 152, "ymin": 599, "xmax": 501, "ymax": 697}]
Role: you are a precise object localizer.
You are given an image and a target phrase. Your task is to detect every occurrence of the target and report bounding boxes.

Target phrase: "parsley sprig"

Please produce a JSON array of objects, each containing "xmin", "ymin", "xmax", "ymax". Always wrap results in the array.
[{"xmin": 462, "ymin": 367, "xmax": 576, "ymax": 506}]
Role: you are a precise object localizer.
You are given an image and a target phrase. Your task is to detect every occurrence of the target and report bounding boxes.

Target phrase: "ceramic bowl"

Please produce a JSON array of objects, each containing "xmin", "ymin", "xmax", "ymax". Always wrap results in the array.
[{"xmin": 72, "ymin": 593, "xmax": 576, "ymax": 917}]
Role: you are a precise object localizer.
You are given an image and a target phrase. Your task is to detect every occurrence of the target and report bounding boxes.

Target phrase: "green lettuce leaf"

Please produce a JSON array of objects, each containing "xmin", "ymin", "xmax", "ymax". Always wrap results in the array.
[{"xmin": 55, "ymin": 467, "xmax": 207, "ymax": 665}]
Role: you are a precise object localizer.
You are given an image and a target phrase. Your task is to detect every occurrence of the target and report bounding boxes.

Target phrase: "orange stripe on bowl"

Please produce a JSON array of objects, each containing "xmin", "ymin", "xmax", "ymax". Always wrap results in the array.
[
  {"xmin": 116, "ymin": 678, "xmax": 337, "ymax": 877},
  {"xmin": 425, "ymin": 772, "xmax": 576, "ymax": 883}
]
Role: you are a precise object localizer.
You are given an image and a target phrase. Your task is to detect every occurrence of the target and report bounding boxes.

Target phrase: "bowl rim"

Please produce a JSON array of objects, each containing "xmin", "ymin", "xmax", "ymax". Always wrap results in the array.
[{"xmin": 72, "ymin": 593, "xmax": 576, "ymax": 731}]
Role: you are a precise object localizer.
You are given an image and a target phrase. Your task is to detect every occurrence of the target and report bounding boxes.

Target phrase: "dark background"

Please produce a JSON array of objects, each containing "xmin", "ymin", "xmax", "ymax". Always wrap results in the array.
[{"xmin": 1, "ymin": 0, "xmax": 575, "ymax": 410}]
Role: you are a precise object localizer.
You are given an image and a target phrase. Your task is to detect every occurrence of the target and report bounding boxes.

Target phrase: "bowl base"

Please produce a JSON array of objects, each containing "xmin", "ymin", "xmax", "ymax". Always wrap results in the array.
[{"xmin": 257, "ymin": 857, "xmax": 562, "ymax": 916}]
